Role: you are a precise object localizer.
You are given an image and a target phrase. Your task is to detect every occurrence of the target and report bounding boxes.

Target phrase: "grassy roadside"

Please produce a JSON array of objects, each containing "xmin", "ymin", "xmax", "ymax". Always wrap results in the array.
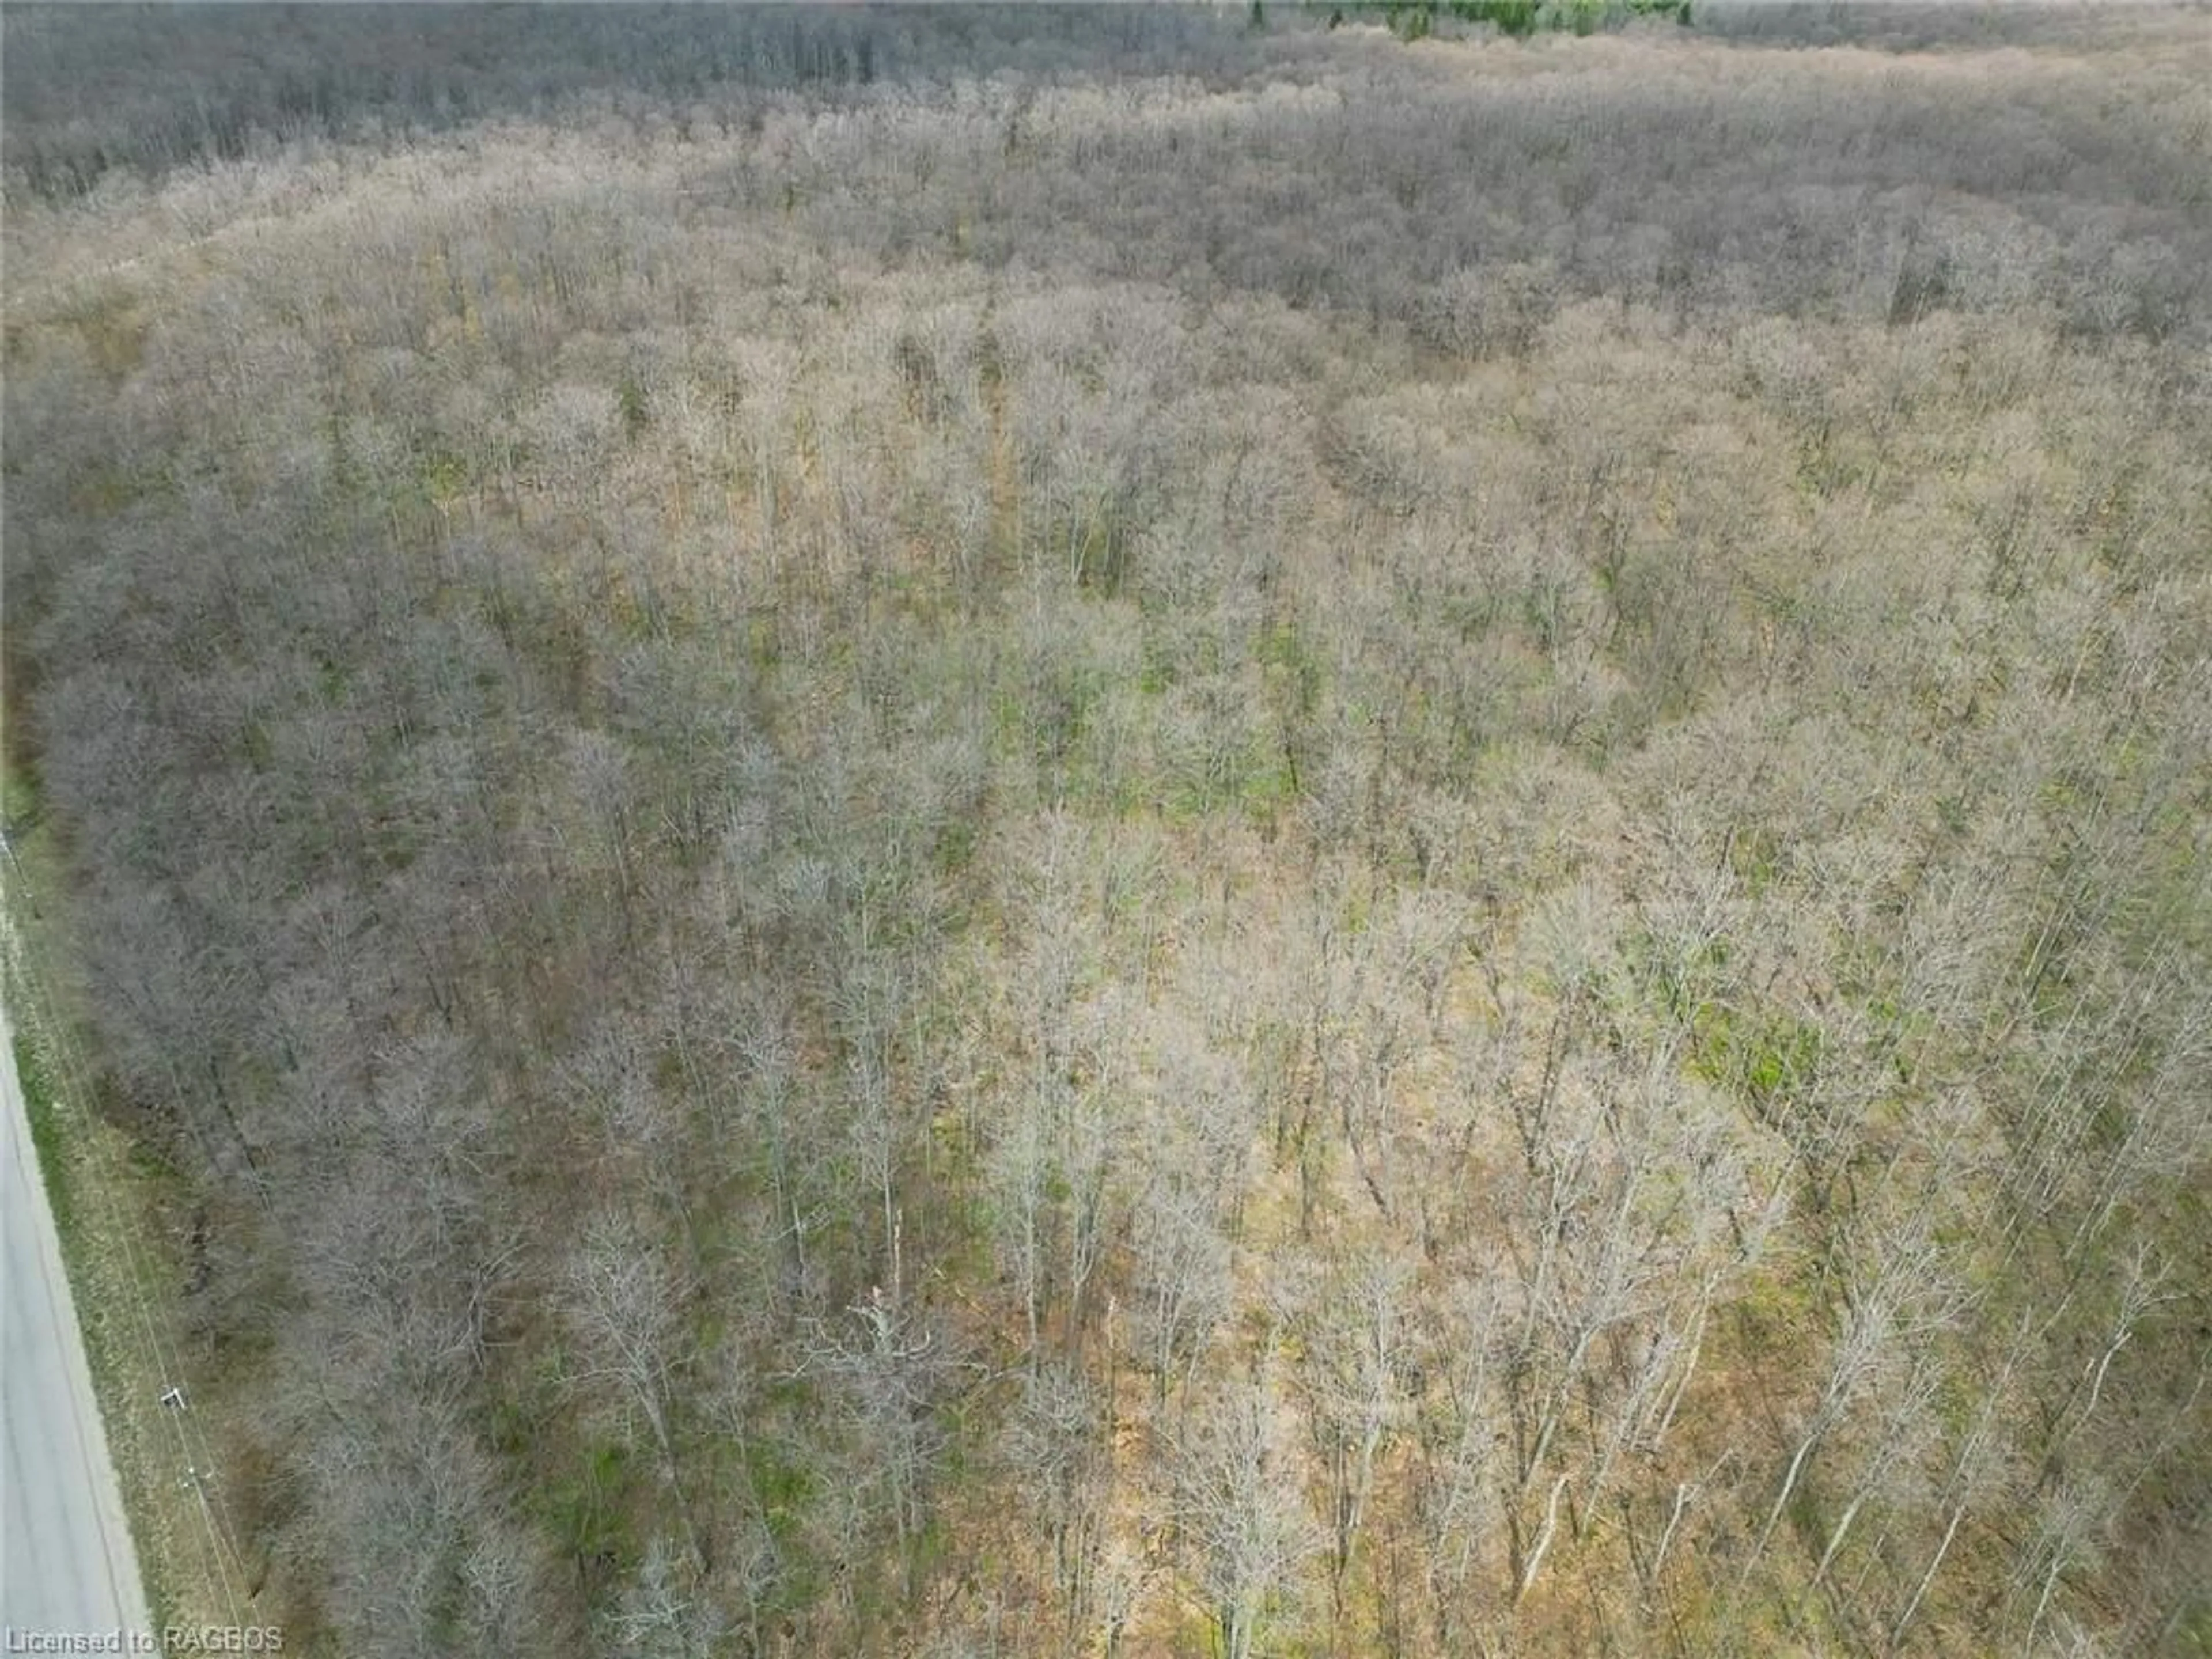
[
  {"xmin": 2, "ymin": 755, "xmax": 243, "ymax": 1637},
  {"xmin": 13, "ymin": 1023, "xmax": 76, "ymax": 1237}
]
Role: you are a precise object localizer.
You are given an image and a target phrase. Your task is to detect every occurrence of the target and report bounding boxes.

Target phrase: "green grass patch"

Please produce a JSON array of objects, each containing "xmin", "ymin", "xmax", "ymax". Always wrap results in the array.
[
  {"xmin": 1, "ymin": 764, "xmax": 40, "ymax": 831},
  {"xmin": 744, "ymin": 1434, "xmax": 818, "ymax": 1548},
  {"xmin": 1691, "ymin": 999, "xmax": 1824, "ymax": 1115},
  {"xmin": 13, "ymin": 1029, "xmax": 75, "ymax": 1240},
  {"xmin": 536, "ymin": 1438, "xmax": 645, "ymax": 1596}
]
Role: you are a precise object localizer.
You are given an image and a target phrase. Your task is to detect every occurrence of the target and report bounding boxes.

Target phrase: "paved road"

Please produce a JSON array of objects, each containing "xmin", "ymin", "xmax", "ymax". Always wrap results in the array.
[{"xmin": 1, "ymin": 996, "xmax": 151, "ymax": 1646}]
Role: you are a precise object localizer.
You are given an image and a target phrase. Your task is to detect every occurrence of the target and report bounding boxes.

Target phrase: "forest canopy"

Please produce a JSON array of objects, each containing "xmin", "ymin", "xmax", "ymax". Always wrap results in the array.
[{"xmin": 3, "ymin": 5, "xmax": 2208, "ymax": 1656}]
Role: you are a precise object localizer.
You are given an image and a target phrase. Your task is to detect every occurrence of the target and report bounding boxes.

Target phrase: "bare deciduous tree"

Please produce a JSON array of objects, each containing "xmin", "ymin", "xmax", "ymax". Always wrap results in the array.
[{"xmin": 1172, "ymin": 1374, "xmax": 1321, "ymax": 1659}]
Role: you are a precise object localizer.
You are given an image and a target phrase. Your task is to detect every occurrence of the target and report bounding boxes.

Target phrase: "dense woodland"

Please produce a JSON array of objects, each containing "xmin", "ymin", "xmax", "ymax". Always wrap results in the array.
[{"xmin": 4, "ymin": 5, "xmax": 2210, "ymax": 1656}]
